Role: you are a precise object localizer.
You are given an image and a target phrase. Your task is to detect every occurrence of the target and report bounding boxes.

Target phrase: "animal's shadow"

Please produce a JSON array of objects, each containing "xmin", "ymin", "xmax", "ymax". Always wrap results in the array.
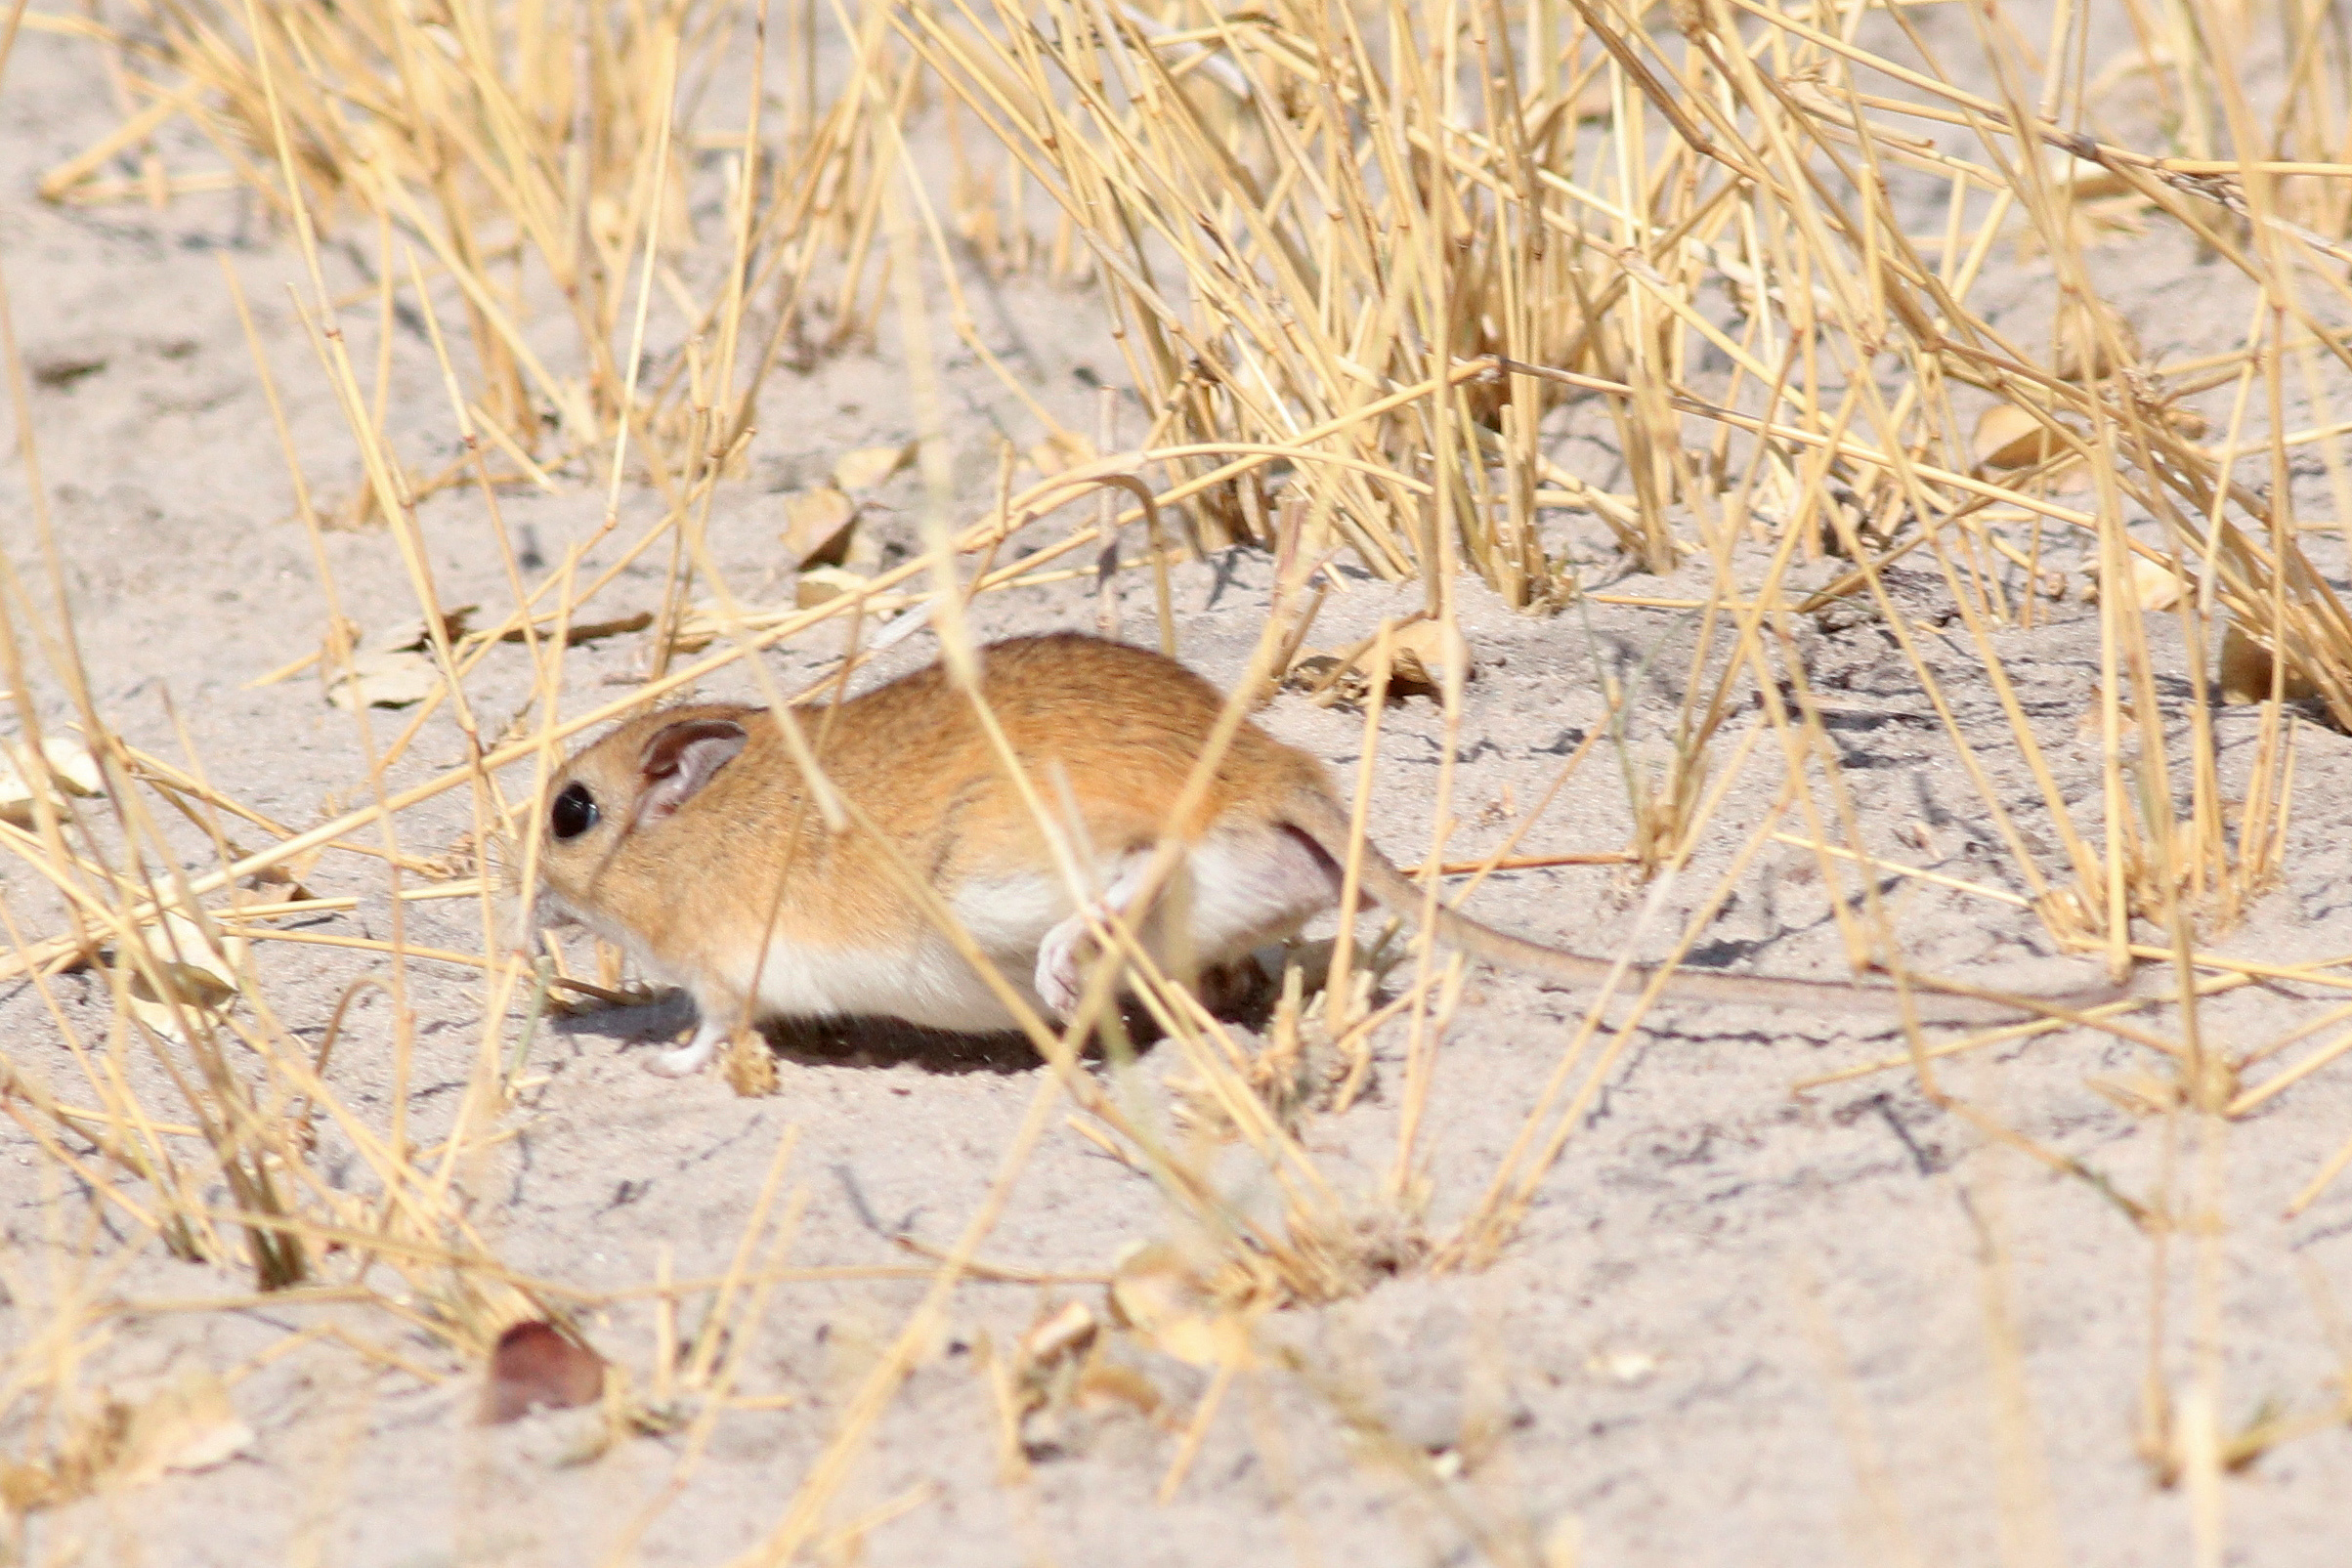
[{"xmin": 551, "ymin": 960, "xmax": 1283, "ymax": 1077}]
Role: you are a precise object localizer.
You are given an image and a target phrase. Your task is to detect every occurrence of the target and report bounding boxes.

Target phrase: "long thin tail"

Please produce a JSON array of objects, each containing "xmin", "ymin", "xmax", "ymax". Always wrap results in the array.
[{"xmin": 1281, "ymin": 790, "xmax": 2118, "ymax": 1028}]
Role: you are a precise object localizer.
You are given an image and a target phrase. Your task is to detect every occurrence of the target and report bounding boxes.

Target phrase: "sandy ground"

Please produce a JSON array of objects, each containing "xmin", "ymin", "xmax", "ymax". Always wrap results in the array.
[{"xmin": 5, "ymin": 10, "xmax": 2352, "ymax": 1567}]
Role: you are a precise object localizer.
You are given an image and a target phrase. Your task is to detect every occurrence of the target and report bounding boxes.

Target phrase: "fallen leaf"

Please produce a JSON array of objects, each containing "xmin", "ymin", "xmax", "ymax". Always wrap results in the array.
[
  {"xmin": 325, "ymin": 648, "xmax": 441, "ymax": 710},
  {"xmin": 2047, "ymin": 150, "xmax": 2133, "ymax": 201},
  {"xmin": 1973, "ymin": 403, "xmax": 2064, "ymax": 470},
  {"xmin": 34, "ymin": 737, "xmax": 102, "ymax": 797},
  {"xmin": 361, "ymin": 606, "xmax": 477, "ymax": 657},
  {"xmin": 2219, "ymin": 622, "xmax": 2321, "ymax": 704},
  {"xmin": 2163, "ymin": 403, "xmax": 2210, "ymax": 441},
  {"xmin": 663, "ymin": 600, "xmax": 730, "ymax": 655},
  {"xmin": 796, "ymin": 566, "xmax": 870, "ymax": 609},
  {"xmin": 498, "ymin": 611, "xmax": 654, "ymax": 646},
  {"xmin": 781, "ymin": 487, "xmax": 860, "ymax": 567},
  {"xmin": 1385, "ymin": 619, "xmax": 1474, "ymax": 693},
  {"xmin": 2086, "ymin": 1073, "xmax": 2181, "ymax": 1116},
  {"xmin": 2129, "ymin": 555, "xmax": 2183, "ymax": 611},
  {"xmin": 481, "ymin": 1321, "xmax": 606, "ymax": 1424},
  {"xmin": 833, "ymin": 442, "xmax": 915, "ymax": 491},
  {"xmin": 2054, "ymin": 304, "xmax": 2142, "ymax": 383},
  {"xmin": 1020, "ymin": 1300, "xmax": 1098, "ymax": 1367},
  {"xmin": 1281, "ymin": 622, "xmax": 1475, "ymax": 706},
  {"xmin": 1075, "ymin": 1359, "xmax": 1163, "ymax": 1418},
  {"xmin": 238, "ymin": 856, "xmax": 321, "ymax": 906},
  {"xmin": 116, "ymin": 1375, "xmax": 254, "ymax": 1485},
  {"xmin": 1106, "ymin": 1246, "xmax": 1252, "ymax": 1369},
  {"xmin": 0, "ymin": 735, "xmax": 104, "ymax": 826},
  {"xmin": 1027, "ymin": 432, "xmax": 1094, "ymax": 477},
  {"xmin": 114, "ymin": 911, "xmax": 247, "ymax": 1042}
]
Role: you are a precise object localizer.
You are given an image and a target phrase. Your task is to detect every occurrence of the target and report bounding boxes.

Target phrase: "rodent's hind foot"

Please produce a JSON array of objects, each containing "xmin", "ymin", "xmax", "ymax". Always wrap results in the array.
[{"xmin": 646, "ymin": 1024, "xmax": 723, "ymax": 1078}]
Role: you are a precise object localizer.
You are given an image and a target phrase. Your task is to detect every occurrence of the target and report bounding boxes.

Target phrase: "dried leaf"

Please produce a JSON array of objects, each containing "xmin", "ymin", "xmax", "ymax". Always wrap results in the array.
[
  {"xmin": 0, "ymin": 736, "xmax": 104, "ymax": 826},
  {"xmin": 481, "ymin": 1321, "xmax": 606, "ymax": 1424},
  {"xmin": 1385, "ymin": 619, "xmax": 1474, "ymax": 693},
  {"xmin": 781, "ymin": 487, "xmax": 860, "ymax": 568},
  {"xmin": 1075, "ymin": 1359, "xmax": 1163, "ymax": 1418},
  {"xmin": 1, "ymin": 1374, "xmax": 253, "ymax": 1512},
  {"xmin": 34, "ymin": 737, "xmax": 102, "ymax": 797},
  {"xmin": 795, "ymin": 567, "xmax": 870, "ymax": 609},
  {"xmin": 1027, "ymin": 432, "xmax": 1093, "ymax": 477},
  {"xmin": 2054, "ymin": 303, "xmax": 2142, "ymax": 383},
  {"xmin": 2047, "ymin": 151, "xmax": 2134, "ymax": 201},
  {"xmin": 498, "ymin": 611, "xmax": 653, "ymax": 646},
  {"xmin": 361, "ymin": 606, "xmax": 477, "ymax": 657},
  {"xmin": 2219, "ymin": 622, "xmax": 2321, "ymax": 704},
  {"xmin": 115, "ymin": 912, "xmax": 246, "ymax": 1042},
  {"xmin": 1973, "ymin": 403, "xmax": 2064, "ymax": 470},
  {"xmin": 2163, "ymin": 402, "xmax": 2210, "ymax": 441},
  {"xmin": 2086, "ymin": 1073, "xmax": 2181, "ymax": 1116},
  {"xmin": 833, "ymin": 442, "xmax": 915, "ymax": 491},
  {"xmin": 115, "ymin": 1374, "xmax": 254, "ymax": 1485},
  {"xmin": 663, "ymin": 600, "xmax": 730, "ymax": 655},
  {"xmin": 325, "ymin": 648, "xmax": 441, "ymax": 710},
  {"xmin": 238, "ymin": 854, "xmax": 322, "ymax": 907},
  {"xmin": 2129, "ymin": 555, "xmax": 2182, "ymax": 611},
  {"xmin": 1281, "ymin": 622, "xmax": 1475, "ymax": 707},
  {"xmin": 1107, "ymin": 1246, "xmax": 1252, "ymax": 1369},
  {"xmin": 1020, "ymin": 1301, "xmax": 1098, "ymax": 1367}
]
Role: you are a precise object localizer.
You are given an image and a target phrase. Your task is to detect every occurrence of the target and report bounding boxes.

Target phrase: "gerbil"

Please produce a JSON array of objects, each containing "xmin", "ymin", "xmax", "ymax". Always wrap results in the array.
[{"xmin": 535, "ymin": 632, "xmax": 2096, "ymax": 1076}]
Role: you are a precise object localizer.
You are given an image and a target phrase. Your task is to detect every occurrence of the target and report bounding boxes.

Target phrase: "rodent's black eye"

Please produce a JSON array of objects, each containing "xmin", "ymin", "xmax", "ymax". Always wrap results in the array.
[{"xmin": 550, "ymin": 782, "xmax": 599, "ymax": 840}]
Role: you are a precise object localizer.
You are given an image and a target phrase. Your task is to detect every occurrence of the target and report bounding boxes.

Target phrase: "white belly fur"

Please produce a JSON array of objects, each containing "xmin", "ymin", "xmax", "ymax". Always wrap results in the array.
[
  {"xmin": 724, "ymin": 830, "xmax": 1339, "ymax": 1035},
  {"xmin": 743, "ymin": 928, "xmax": 1034, "ymax": 1033}
]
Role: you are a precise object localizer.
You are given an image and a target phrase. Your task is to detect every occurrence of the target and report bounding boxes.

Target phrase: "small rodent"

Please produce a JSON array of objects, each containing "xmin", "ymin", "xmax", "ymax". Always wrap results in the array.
[{"xmin": 535, "ymin": 631, "xmax": 2099, "ymax": 1076}]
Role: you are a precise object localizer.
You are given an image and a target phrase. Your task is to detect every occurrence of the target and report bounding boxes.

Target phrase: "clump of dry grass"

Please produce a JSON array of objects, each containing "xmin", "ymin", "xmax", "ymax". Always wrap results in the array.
[
  {"xmin": 11, "ymin": 0, "xmax": 2352, "ymax": 1553},
  {"xmin": 35, "ymin": 0, "xmax": 920, "ymax": 511}
]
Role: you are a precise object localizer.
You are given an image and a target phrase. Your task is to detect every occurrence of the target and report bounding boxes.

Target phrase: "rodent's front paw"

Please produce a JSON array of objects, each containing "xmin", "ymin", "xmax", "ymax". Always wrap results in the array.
[{"xmin": 1034, "ymin": 918, "xmax": 1093, "ymax": 1020}]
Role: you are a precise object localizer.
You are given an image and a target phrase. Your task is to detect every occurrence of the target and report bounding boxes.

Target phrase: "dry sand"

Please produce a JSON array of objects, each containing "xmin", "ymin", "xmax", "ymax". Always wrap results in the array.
[{"xmin": 4, "ymin": 11, "xmax": 2352, "ymax": 1567}]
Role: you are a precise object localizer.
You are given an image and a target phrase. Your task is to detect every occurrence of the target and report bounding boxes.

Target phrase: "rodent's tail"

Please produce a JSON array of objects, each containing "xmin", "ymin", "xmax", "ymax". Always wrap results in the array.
[{"xmin": 1279, "ymin": 789, "xmax": 2120, "ymax": 1027}]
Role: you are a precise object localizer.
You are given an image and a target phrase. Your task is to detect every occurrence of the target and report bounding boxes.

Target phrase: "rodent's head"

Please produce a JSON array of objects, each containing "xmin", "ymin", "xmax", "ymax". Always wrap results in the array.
[{"xmin": 534, "ymin": 704, "xmax": 755, "ymax": 920}]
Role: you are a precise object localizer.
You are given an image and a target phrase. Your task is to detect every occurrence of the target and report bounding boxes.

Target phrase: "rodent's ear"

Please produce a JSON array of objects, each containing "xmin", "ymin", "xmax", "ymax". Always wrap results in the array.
[{"xmin": 636, "ymin": 716, "xmax": 748, "ymax": 823}]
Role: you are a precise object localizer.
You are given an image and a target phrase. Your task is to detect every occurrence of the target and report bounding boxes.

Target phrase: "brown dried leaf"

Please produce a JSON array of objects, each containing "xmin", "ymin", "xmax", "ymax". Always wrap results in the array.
[
  {"xmin": 325, "ymin": 649, "xmax": 440, "ymax": 710},
  {"xmin": 0, "ymin": 736, "xmax": 104, "ymax": 826},
  {"xmin": 795, "ymin": 566, "xmax": 870, "ymax": 610},
  {"xmin": 833, "ymin": 442, "xmax": 915, "ymax": 491},
  {"xmin": 1026, "ymin": 432, "xmax": 1093, "ymax": 477},
  {"xmin": 1075, "ymin": 1359, "xmax": 1163, "ymax": 1418},
  {"xmin": 2048, "ymin": 151, "xmax": 2134, "ymax": 201},
  {"xmin": 239, "ymin": 847, "xmax": 325, "ymax": 905},
  {"xmin": 781, "ymin": 487, "xmax": 860, "ymax": 567},
  {"xmin": 1385, "ymin": 619, "xmax": 1474, "ymax": 693},
  {"xmin": 498, "ymin": 611, "xmax": 654, "ymax": 646},
  {"xmin": 1107, "ymin": 1246, "xmax": 1251, "ymax": 1369},
  {"xmin": 2086, "ymin": 1073, "xmax": 2182, "ymax": 1116},
  {"xmin": 2219, "ymin": 622, "xmax": 2321, "ymax": 704},
  {"xmin": 115, "ymin": 1374, "xmax": 254, "ymax": 1486},
  {"xmin": 1020, "ymin": 1300, "xmax": 1098, "ymax": 1368},
  {"xmin": 2129, "ymin": 556, "xmax": 2183, "ymax": 611},
  {"xmin": 1973, "ymin": 403, "xmax": 2064, "ymax": 471},
  {"xmin": 2055, "ymin": 303, "xmax": 2142, "ymax": 383},
  {"xmin": 481, "ymin": 1322, "xmax": 606, "ymax": 1424},
  {"xmin": 362, "ymin": 607, "xmax": 478, "ymax": 656},
  {"xmin": 2163, "ymin": 402, "xmax": 2210, "ymax": 441},
  {"xmin": 115, "ymin": 912, "xmax": 246, "ymax": 1042}
]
